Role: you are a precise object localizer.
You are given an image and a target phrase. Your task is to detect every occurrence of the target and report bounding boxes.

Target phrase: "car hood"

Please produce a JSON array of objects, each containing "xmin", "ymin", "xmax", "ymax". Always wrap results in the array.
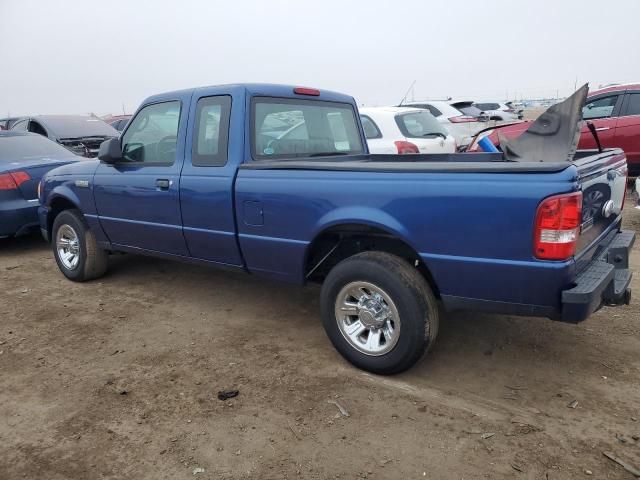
[{"xmin": 500, "ymin": 84, "xmax": 589, "ymax": 162}]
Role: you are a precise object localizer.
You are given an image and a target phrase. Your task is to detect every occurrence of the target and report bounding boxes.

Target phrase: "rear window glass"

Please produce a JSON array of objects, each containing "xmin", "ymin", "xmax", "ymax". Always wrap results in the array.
[
  {"xmin": 252, "ymin": 98, "xmax": 364, "ymax": 159},
  {"xmin": 38, "ymin": 116, "xmax": 118, "ymax": 138},
  {"xmin": 0, "ymin": 134, "xmax": 76, "ymax": 162},
  {"xmin": 453, "ymin": 103, "xmax": 483, "ymax": 117},
  {"xmin": 395, "ymin": 111, "xmax": 448, "ymax": 139},
  {"xmin": 360, "ymin": 115, "xmax": 382, "ymax": 139},
  {"xmin": 475, "ymin": 103, "xmax": 500, "ymax": 111}
]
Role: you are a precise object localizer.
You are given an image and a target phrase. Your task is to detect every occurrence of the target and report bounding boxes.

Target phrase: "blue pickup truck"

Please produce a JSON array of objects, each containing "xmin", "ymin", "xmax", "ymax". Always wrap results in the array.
[{"xmin": 38, "ymin": 83, "xmax": 634, "ymax": 374}]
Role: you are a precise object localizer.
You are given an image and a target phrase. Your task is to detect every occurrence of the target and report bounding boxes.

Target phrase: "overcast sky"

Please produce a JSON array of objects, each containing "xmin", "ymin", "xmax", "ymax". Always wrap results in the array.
[{"xmin": 1, "ymin": 0, "xmax": 639, "ymax": 116}]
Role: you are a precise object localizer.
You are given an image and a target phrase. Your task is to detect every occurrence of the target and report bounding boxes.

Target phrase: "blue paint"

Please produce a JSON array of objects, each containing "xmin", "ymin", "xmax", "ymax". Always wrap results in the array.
[{"xmin": 37, "ymin": 83, "xmax": 623, "ymax": 321}]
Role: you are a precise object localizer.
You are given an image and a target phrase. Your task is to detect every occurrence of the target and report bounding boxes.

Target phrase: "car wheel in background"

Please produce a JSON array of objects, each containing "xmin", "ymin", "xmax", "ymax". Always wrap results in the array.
[
  {"xmin": 52, "ymin": 209, "xmax": 108, "ymax": 281},
  {"xmin": 320, "ymin": 251, "xmax": 439, "ymax": 374}
]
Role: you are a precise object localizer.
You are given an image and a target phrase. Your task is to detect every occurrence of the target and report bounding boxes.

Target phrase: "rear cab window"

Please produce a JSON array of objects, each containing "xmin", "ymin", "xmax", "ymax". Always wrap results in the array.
[{"xmin": 252, "ymin": 98, "xmax": 364, "ymax": 159}]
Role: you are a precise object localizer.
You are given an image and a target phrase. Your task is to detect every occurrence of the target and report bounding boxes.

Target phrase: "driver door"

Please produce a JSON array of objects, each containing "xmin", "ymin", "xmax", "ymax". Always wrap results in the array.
[{"xmin": 93, "ymin": 99, "xmax": 189, "ymax": 255}]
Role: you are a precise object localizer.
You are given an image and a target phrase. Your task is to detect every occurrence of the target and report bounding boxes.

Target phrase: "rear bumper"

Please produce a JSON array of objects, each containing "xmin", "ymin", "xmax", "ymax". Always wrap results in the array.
[
  {"xmin": 0, "ymin": 199, "xmax": 39, "ymax": 237},
  {"xmin": 561, "ymin": 230, "xmax": 634, "ymax": 322}
]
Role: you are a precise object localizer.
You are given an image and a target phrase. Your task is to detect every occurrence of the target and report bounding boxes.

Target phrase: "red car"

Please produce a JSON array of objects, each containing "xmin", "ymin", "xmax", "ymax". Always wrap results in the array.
[{"xmin": 469, "ymin": 84, "xmax": 640, "ymax": 175}]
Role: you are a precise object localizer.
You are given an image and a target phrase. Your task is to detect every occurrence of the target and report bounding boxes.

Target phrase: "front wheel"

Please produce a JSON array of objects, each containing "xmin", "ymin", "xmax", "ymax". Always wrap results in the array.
[
  {"xmin": 320, "ymin": 252, "xmax": 439, "ymax": 375},
  {"xmin": 52, "ymin": 209, "xmax": 108, "ymax": 282}
]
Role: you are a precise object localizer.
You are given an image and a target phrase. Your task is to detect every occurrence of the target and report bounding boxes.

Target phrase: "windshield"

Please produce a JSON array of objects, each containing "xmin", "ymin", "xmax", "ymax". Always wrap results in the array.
[
  {"xmin": 253, "ymin": 98, "xmax": 364, "ymax": 158},
  {"xmin": 395, "ymin": 111, "xmax": 448, "ymax": 138},
  {"xmin": 40, "ymin": 115, "xmax": 118, "ymax": 139},
  {"xmin": 0, "ymin": 134, "xmax": 76, "ymax": 163}
]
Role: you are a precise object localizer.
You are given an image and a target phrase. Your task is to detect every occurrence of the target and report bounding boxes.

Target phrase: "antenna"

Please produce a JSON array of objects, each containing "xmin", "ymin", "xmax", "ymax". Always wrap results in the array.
[{"xmin": 398, "ymin": 80, "xmax": 417, "ymax": 106}]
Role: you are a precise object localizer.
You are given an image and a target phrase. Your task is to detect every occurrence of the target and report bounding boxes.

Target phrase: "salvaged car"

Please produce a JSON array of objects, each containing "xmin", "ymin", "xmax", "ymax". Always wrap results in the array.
[
  {"xmin": 469, "ymin": 83, "xmax": 640, "ymax": 174},
  {"xmin": 0, "ymin": 132, "xmax": 79, "ymax": 237},
  {"xmin": 38, "ymin": 83, "xmax": 633, "ymax": 374},
  {"xmin": 10, "ymin": 115, "xmax": 118, "ymax": 158}
]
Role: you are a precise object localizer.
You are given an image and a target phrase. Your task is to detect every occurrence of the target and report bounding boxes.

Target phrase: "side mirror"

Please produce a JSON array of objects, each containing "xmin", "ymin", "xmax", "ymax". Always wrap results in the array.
[{"xmin": 98, "ymin": 137, "xmax": 122, "ymax": 164}]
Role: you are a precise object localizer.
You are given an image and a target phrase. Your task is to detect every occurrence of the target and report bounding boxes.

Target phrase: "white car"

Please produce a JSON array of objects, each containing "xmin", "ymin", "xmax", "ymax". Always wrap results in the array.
[
  {"xmin": 359, "ymin": 107, "xmax": 456, "ymax": 155},
  {"xmin": 473, "ymin": 101, "xmax": 523, "ymax": 121},
  {"xmin": 401, "ymin": 100, "xmax": 488, "ymax": 148}
]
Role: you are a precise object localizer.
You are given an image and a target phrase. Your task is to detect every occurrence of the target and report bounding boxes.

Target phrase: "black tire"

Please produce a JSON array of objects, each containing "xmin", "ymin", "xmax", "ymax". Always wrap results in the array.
[
  {"xmin": 52, "ymin": 209, "xmax": 108, "ymax": 282},
  {"xmin": 320, "ymin": 252, "xmax": 439, "ymax": 375}
]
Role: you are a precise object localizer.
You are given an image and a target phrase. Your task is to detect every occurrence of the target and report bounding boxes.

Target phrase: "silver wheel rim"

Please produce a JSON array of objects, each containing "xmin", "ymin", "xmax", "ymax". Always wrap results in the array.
[
  {"xmin": 335, "ymin": 281, "xmax": 401, "ymax": 356},
  {"xmin": 56, "ymin": 224, "xmax": 80, "ymax": 270}
]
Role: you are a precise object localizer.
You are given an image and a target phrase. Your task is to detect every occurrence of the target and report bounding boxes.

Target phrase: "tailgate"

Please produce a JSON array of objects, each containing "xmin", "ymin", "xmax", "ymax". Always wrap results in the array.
[{"xmin": 574, "ymin": 149, "xmax": 627, "ymax": 257}]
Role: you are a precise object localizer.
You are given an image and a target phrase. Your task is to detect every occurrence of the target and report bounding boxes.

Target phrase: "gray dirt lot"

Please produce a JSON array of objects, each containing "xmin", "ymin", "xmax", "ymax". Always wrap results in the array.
[{"xmin": 1, "ymin": 203, "xmax": 639, "ymax": 480}]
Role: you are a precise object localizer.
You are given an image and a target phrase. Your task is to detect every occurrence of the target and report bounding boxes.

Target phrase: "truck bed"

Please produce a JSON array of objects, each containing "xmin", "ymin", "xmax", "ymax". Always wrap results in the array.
[{"xmin": 240, "ymin": 152, "xmax": 572, "ymax": 173}]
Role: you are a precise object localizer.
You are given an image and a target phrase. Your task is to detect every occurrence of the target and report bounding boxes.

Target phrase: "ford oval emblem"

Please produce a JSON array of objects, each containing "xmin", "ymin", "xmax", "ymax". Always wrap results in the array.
[{"xmin": 602, "ymin": 199, "xmax": 615, "ymax": 218}]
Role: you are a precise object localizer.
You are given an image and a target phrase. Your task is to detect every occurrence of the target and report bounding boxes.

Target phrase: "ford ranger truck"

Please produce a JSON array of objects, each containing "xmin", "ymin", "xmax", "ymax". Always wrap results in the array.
[{"xmin": 38, "ymin": 83, "xmax": 634, "ymax": 374}]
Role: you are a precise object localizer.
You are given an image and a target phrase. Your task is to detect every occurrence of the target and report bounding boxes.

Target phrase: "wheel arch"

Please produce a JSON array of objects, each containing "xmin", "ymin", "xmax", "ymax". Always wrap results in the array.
[
  {"xmin": 304, "ymin": 219, "xmax": 439, "ymax": 297},
  {"xmin": 46, "ymin": 193, "xmax": 81, "ymax": 240}
]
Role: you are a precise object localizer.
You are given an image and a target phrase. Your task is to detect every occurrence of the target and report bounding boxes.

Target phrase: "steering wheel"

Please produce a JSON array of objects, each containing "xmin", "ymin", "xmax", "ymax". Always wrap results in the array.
[{"xmin": 156, "ymin": 136, "xmax": 177, "ymax": 163}]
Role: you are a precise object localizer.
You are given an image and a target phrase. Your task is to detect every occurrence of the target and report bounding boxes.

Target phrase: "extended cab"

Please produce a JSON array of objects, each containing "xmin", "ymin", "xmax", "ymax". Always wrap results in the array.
[{"xmin": 38, "ymin": 84, "xmax": 634, "ymax": 374}]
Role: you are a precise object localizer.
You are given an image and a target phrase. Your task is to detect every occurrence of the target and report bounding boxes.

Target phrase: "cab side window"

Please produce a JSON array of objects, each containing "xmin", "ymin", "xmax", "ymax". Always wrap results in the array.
[
  {"xmin": 192, "ymin": 96, "xmax": 232, "ymax": 166},
  {"xmin": 583, "ymin": 96, "xmax": 618, "ymax": 120},
  {"xmin": 122, "ymin": 101, "xmax": 181, "ymax": 164}
]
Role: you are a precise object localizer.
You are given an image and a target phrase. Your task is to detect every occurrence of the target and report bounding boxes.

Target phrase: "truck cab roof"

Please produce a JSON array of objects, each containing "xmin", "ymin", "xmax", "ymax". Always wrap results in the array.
[{"xmin": 142, "ymin": 83, "xmax": 357, "ymax": 106}]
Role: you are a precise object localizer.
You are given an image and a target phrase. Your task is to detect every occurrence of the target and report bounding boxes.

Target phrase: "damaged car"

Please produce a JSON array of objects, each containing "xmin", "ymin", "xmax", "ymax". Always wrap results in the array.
[{"xmin": 10, "ymin": 115, "xmax": 118, "ymax": 158}]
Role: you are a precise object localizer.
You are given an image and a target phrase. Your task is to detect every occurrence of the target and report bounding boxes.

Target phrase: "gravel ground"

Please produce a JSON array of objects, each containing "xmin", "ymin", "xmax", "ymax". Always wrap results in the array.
[{"xmin": 1, "ymin": 202, "xmax": 639, "ymax": 480}]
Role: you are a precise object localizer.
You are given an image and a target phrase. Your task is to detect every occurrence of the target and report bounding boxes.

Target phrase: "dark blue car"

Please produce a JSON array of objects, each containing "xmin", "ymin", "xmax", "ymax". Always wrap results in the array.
[{"xmin": 0, "ymin": 132, "xmax": 79, "ymax": 237}]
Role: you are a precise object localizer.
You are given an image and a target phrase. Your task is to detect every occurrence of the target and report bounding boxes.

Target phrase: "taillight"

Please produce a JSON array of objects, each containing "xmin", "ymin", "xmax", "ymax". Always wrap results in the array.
[
  {"xmin": 622, "ymin": 167, "xmax": 629, "ymax": 210},
  {"xmin": 533, "ymin": 192, "xmax": 582, "ymax": 260},
  {"xmin": 394, "ymin": 140, "xmax": 420, "ymax": 154},
  {"xmin": 0, "ymin": 171, "xmax": 30, "ymax": 190},
  {"xmin": 448, "ymin": 115, "xmax": 476, "ymax": 123}
]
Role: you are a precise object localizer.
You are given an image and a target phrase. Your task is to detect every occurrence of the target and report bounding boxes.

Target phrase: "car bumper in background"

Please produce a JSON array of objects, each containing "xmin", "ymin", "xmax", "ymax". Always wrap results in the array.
[
  {"xmin": 0, "ymin": 199, "xmax": 39, "ymax": 238},
  {"xmin": 561, "ymin": 230, "xmax": 634, "ymax": 322}
]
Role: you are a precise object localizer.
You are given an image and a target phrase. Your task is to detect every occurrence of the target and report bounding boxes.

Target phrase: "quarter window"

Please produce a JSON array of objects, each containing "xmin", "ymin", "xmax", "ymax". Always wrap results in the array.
[
  {"xmin": 583, "ymin": 96, "xmax": 618, "ymax": 120},
  {"xmin": 121, "ymin": 101, "xmax": 181, "ymax": 164},
  {"xmin": 192, "ymin": 95, "xmax": 231, "ymax": 166}
]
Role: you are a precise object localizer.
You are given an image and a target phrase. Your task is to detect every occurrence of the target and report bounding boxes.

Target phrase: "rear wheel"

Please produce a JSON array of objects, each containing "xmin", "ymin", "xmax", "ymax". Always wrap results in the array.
[
  {"xmin": 52, "ymin": 209, "xmax": 108, "ymax": 282},
  {"xmin": 320, "ymin": 252, "xmax": 439, "ymax": 375}
]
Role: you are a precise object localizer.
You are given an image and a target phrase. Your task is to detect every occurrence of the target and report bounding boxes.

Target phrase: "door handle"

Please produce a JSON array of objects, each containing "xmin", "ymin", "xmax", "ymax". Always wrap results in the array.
[
  {"xmin": 156, "ymin": 179, "xmax": 171, "ymax": 190},
  {"xmin": 595, "ymin": 127, "xmax": 610, "ymax": 131}
]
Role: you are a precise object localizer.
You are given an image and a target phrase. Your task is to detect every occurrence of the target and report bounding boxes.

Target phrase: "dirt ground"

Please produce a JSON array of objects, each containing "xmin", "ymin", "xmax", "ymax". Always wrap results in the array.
[{"xmin": 1, "ymin": 204, "xmax": 639, "ymax": 480}]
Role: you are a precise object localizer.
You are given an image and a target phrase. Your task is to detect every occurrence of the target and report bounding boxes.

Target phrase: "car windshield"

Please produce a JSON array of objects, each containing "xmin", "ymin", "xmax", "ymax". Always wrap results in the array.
[
  {"xmin": 0, "ymin": 134, "xmax": 76, "ymax": 163},
  {"xmin": 39, "ymin": 115, "xmax": 118, "ymax": 139},
  {"xmin": 395, "ymin": 111, "xmax": 448, "ymax": 138},
  {"xmin": 253, "ymin": 98, "xmax": 364, "ymax": 158}
]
